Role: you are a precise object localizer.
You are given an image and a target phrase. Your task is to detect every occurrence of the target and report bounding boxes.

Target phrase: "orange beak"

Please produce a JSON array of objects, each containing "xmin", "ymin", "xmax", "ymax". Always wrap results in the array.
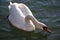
[{"xmin": 45, "ymin": 28, "xmax": 51, "ymax": 33}]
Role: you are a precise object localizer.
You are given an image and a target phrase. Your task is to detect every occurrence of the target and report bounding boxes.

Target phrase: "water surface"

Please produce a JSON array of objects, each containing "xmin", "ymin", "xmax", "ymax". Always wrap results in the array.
[{"xmin": 0, "ymin": 0, "xmax": 60, "ymax": 40}]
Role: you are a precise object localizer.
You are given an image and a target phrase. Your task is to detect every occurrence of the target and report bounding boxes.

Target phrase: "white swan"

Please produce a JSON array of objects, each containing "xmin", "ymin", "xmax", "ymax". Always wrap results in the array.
[{"xmin": 8, "ymin": 2, "xmax": 51, "ymax": 33}]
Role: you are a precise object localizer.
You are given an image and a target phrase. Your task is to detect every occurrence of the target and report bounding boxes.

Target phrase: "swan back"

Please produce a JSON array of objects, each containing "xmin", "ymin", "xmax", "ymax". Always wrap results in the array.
[{"xmin": 18, "ymin": 3, "xmax": 34, "ymax": 16}]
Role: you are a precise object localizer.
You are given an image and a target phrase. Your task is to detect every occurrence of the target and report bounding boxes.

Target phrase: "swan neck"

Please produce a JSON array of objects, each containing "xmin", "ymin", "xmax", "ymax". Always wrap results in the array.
[{"xmin": 26, "ymin": 15, "xmax": 39, "ymax": 26}]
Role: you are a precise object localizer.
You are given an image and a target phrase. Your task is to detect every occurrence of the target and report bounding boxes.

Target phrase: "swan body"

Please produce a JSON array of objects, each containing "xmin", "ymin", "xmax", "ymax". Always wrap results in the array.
[
  {"xmin": 8, "ymin": 2, "xmax": 51, "ymax": 32},
  {"xmin": 8, "ymin": 2, "xmax": 35, "ymax": 31}
]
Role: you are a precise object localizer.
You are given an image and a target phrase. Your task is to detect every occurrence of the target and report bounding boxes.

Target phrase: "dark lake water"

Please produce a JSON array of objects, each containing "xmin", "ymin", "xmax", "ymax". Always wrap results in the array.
[{"xmin": 0, "ymin": 0, "xmax": 60, "ymax": 40}]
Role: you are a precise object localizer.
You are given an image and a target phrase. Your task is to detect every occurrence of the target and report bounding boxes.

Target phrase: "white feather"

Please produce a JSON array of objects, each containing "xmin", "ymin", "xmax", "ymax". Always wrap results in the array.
[{"xmin": 8, "ymin": 2, "xmax": 46, "ymax": 31}]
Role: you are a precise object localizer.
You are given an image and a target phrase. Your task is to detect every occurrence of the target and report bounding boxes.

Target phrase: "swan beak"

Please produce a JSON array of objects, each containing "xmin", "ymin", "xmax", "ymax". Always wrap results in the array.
[
  {"xmin": 43, "ymin": 27, "xmax": 51, "ymax": 33},
  {"xmin": 45, "ymin": 28, "xmax": 51, "ymax": 33}
]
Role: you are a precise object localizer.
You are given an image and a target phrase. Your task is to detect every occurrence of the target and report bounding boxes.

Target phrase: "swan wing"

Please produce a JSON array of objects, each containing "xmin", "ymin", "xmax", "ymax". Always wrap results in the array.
[{"xmin": 8, "ymin": 3, "xmax": 26, "ymax": 30}]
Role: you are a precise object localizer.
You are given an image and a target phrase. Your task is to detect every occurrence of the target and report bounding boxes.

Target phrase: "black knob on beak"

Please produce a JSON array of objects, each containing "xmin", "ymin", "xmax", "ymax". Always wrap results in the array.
[{"xmin": 43, "ymin": 26, "xmax": 51, "ymax": 33}]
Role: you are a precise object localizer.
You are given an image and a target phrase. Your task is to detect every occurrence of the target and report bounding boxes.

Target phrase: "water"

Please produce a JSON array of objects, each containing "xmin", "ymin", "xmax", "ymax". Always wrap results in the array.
[{"xmin": 0, "ymin": 0, "xmax": 60, "ymax": 40}]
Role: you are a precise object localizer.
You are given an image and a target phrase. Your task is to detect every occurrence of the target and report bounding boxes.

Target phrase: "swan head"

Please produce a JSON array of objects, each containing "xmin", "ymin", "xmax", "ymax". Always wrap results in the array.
[
  {"xmin": 37, "ymin": 22, "xmax": 51, "ymax": 33},
  {"xmin": 43, "ymin": 26, "xmax": 51, "ymax": 33},
  {"xmin": 25, "ymin": 15, "xmax": 51, "ymax": 33}
]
